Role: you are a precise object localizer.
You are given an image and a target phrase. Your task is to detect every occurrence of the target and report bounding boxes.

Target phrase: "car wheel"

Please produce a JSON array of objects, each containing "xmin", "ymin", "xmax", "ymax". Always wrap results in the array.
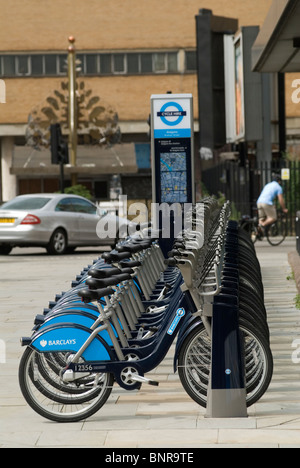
[
  {"xmin": 0, "ymin": 245, "xmax": 12, "ymax": 255},
  {"xmin": 46, "ymin": 229, "xmax": 68, "ymax": 255}
]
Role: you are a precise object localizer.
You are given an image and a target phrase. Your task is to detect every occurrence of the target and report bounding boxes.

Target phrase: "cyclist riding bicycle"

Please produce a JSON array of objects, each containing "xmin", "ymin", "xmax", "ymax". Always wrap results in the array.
[{"xmin": 257, "ymin": 174, "xmax": 288, "ymax": 237}]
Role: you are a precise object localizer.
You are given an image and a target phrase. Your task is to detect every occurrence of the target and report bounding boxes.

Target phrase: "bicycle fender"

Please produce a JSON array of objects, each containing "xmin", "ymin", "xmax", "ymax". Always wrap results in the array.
[
  {"xmin": 28, "ymin": 323, "xmax": 113, "ymax": 361},
  {"xmin": 173, "ymin": 316, "xmax": 203, "ymax": 373},
  {"xmin": 36, "ymin": 312, "xmax": 116, "ymax": 346}
]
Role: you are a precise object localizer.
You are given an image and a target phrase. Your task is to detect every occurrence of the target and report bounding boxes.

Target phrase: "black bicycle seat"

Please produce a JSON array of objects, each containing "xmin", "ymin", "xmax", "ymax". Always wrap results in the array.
[
  {"xmin": 116, "ymin": 244, "xmax": 145, "ymax": 253},
  {"xmin": 119, "ymin": 260, "xmax": 141, "ymax": 268},
  {"xmin": 88, "ymin": 267, "xmax": 122, "ymax": 278},
  {"xmin": 77, "ymin": 287, "xmax": 114, "ymax": 303},
  {"xmin": 88, "ymin": 267, "xmax": 134, "ymax": 279},
  {"xmin": 102, "ymin": 251, "xmax": 132, "ymax": 263},
  {"xmin": 86, "ymin": 273, "xmax": 132, "ymax": 289}
]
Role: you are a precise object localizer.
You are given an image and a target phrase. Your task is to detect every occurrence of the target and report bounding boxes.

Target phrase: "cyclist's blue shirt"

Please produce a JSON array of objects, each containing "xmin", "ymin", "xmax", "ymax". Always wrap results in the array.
[{"xmin": 257, "ymin": 181, "xmax": 282, "ymax": 205}]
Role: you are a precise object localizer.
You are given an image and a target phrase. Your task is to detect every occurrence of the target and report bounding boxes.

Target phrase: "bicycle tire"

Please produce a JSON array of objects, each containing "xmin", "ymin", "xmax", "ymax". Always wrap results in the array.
[
  {"xmin": 239, "ymin": 221, "xmax": 258, "ymax": 244},
  {"xmin": 266, "ymin": 217, "xmax": 287, "ymax": 246},
  {"xmin": 178, "ymin": 321, "xmax": 273, "ymax": 408},
  {"xmin": 19, "ymin": 347, "xmax": 114, "ymax": 423}
]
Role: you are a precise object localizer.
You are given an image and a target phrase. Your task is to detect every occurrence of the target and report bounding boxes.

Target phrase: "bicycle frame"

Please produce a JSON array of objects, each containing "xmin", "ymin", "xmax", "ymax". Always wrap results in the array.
[{"xmin": 27, "ymin": 283, "xmax": 198, "ymax": 390}]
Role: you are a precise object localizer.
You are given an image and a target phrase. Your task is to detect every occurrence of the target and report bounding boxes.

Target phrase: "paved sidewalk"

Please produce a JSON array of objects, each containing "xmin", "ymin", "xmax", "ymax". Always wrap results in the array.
[{"xmin": 1, "ymin": 240, "xmax": 300, "ymax": 448}]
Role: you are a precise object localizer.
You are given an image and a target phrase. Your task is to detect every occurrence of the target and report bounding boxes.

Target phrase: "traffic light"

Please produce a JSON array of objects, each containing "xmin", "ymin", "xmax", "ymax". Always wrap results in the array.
[{"xmin": 50, "ymin": 123, "xmax": 69, "ymax": 165}]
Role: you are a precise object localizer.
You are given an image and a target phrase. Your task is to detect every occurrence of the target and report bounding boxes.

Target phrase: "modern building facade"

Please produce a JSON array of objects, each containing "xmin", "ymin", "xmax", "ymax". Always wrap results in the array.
[{"xmin": 0, "ymin": 0, "xmax": 299, "ymax": 204}]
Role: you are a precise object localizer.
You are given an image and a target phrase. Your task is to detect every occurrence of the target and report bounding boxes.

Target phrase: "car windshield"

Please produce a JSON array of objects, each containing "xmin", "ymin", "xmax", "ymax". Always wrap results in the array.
[{"xmin": 1, "ymin": 197, "xmax": 52, "ymax": 210}]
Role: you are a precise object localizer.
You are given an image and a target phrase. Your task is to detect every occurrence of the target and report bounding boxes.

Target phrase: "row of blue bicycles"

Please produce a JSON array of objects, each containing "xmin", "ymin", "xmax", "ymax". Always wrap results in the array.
[{"xmin": 19, "ymin": 198, "xmax": 273, "ymax": 422}]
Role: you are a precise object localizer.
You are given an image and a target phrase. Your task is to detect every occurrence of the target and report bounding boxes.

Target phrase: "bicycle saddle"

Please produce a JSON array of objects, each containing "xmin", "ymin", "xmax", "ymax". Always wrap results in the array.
[
  {"xmin": 119, "ymin": 260, "xmax": 141, "ymax": 268},
  {"xmin": 102, "ymin": 251, "xmax": 132, "ymax": 263},
  {"xmin": 86, "ymin": 273, "xmax": 132, "ymax": 289},
  {"xmin": 116, "ymin": 244, "xmax": 145, "ymax": 253},
  {"xmin": 88, "ymin": 267, "xmax": 122, "ymax": 278},
  {"xmin": 88, "ymin": 267, "xmax": 134, "ymax": 279},
  {"xmin": 78, "ymin": 287, "xmax": 114, "ymax": 303}
]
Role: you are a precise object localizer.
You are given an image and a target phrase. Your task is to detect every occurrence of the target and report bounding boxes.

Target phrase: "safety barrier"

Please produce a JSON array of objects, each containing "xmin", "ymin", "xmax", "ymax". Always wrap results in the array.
[{"xmin": 19, "ymin": 198, "xmax": 273, "ymax": 422}]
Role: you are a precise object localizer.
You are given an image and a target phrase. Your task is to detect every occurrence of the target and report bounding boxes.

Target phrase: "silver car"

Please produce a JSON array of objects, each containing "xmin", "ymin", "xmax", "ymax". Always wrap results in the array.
[{"xmin": 0, "ymin": 193, "xmax": 134, "ymax": 255}]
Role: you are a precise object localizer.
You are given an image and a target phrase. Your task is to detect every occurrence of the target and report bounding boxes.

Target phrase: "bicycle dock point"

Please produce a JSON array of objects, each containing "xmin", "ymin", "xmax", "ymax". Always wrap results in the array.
[{"xmin": 18, "ymin": 94, "xmax": 273, "ymax": 422}]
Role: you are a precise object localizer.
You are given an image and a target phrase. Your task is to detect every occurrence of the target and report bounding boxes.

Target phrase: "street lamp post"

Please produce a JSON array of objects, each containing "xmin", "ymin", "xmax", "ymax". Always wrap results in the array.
[{"xmin": 68, "ymin": 36, "xmax": 77, "ymax": 186}]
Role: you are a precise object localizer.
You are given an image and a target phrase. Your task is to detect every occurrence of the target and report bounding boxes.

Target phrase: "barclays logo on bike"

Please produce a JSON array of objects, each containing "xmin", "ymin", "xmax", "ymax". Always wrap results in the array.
[
  {"xmin": 40, "ymin": 338, "xmax": 76, "ymax": 348},
  {"xmin": 167, "ymin": 308, "xmax": 185, "ymax": 335}
]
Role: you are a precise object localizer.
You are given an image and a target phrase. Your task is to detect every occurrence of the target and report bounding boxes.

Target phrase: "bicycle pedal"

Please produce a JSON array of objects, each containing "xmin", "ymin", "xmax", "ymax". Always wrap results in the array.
[{"xmin": 131, "ymin": 374, "xmax": 159, "ymax": 386}]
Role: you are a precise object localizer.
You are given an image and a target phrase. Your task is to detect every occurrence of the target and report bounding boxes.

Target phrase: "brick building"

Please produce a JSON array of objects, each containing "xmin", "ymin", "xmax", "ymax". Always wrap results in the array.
[{"xmin": 0, "ymin": 0, "xmax": 299, "ymax": 203}]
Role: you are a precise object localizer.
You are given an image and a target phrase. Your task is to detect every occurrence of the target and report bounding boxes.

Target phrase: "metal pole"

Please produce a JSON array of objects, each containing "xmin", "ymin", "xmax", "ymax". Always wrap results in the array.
[
  {"xmin": 68, "ymin": 36, "xmax": 77, "ymax": 186},
  {"xmin": 60, "ymin": 159, "xmax": 65, "ymax": 193}
]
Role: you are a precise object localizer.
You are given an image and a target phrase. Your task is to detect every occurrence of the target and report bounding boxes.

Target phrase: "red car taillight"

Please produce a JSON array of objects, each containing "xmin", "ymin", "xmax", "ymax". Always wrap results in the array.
[{"xmin": 20, "ymin": 214, "xmax": 41, "ymax": 225}]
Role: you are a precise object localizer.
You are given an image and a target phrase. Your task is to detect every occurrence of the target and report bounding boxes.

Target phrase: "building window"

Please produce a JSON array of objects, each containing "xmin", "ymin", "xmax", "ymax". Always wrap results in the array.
[
  {"xmin": 16, "ymin": 55, "xmax": 30, "ymax": 75},
  {"xmin": 100, "ymin": 54, "xmax": 112, "ymax": 74},
  {"xmin": 153, "ymin": 53, "xmax": 165, "ymax": 72},
  {"xmin": 185, "ymin": 51, "xmax": 197, "ymax": 71},
  {"xmin": 58, "ymin": 54, "xmax": 67, "ymax": 75},
  {"xmin": 44, "ymin": 54, "xmax": 57, "ymax": 75},
  {"xmin": 127, "ymin": 53, "xmax": 139, "ymax": 74},
  {"xmin": 2, "ymin": 56, "xmax": 15, "ymax": 75},
  {"xmin": 113, "ymin": 54, "xmax": 125, "ymax": 73},
  {"xmin": 94, "ymin": 180, "xmax": 108, "ymax": 199},
  {"xmin": 0, "ymin": 50, "xmax": 195, "ymax": 77},
  {"xmin": 31, "ymin": 55, "xmax": 44, "ymax": 75},
  {"xmin": 141, "ymin": 53, "xmax": 153, "ymax": 73},
  {"xmin": 86, "ymin": 54, "xmax": 99, "ymax": 75},
  {"xmin": 168, "ymin": 52, "xmax": 178, "ymax": 72}
]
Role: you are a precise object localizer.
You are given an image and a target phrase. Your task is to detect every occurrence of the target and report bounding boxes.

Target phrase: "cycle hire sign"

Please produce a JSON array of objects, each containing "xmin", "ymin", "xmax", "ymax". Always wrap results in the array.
[
  {"xmin": 152, "ymin": 95, "xmax": 192, "ymax": 139},
  {"xmin": 150, "ymin": 94, "xmax": 195, "ymax": 206}
]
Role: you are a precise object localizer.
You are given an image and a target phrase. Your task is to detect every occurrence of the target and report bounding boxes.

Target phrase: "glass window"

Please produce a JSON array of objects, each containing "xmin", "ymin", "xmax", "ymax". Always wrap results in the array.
[
  {"xmin": 94, "ymin": 180, "xmax": 108, "ymax": 199},
  {"xmin": 2, "ymin": 196, "xmax": 51, "ymax": 210},
  {"xmin": 3, "ymin": 56, "xmax": 15, "ymax": 76},
  {"xmin": 153, "ymin": 53, "xmax": 166, "ymax": 72},
  {"xmin": 71, "ymin": 198, "xmax": 97, "ymax": 214},
  {"xmin": 76, "ymin": 54, "xmax": 85, "ymax": 74},
  {"xmin": 45, "ymin": 54, "xmax": 57, "ymax": 75},
  {"xmin": 168, "ymin": 53, "xmax": 178, "ymax": 72},
  {"xmin": 16, "ymin": 55, "xmax": 29, "ymax": 75},
  {"xmin": 58, "ymin": 54, "xmax": 67, "ymax": 74},
  {"xmin": 113, "ymin": 54, "xmax": 125, "ymax": 73},
  {"xmin": 31, "ymin": 55, "xmax": 44, "ymax": 75},
  {"xmin": 127, "ymin": 53, "xmax": 139, "ymax": 74},
  {"xmin": 141, "ymin": 53, "xmax": 152, "ymax": 73},
  {"xmin": 55, "ymin": 198, "xmax": 75, "ymax": 212},
  {"xmin": 185, "ymin": 51, "xmax": 197, "ymax": 71},
  {"xmin": 100, "ymin": 54, "xmax": 112, "ymax": 74},
  {"xmin": 86, "ymin": 54, "xmax": 98, "ymax": 74}
]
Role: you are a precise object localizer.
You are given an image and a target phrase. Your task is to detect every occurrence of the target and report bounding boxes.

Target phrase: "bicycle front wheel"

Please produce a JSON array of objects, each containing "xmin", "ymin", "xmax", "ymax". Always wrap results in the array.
[
  {"xmin": 178, "ymin": 322, "xmax": 273, "ymax": 408},
  {"xmin": 266, "ymin": 217, "xmax": 287, "ymax": 246},
  {"xmin": 19, "ymin": 347, "xmax": 114, "ymax": 423}
]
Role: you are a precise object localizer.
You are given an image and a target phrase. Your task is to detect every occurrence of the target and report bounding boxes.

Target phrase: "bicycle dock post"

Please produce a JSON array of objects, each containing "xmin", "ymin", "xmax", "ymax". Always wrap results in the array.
[
  {"xmin": 172, "ymin": 201, "xmax": 249, "ymax": 418},
  {"xmin": 206, "ymin": 300, "xmax": 247, "ymax": 418},
  {"xmin": 205, "ymin": 219, "xmax": 247, "ymax": 418}
]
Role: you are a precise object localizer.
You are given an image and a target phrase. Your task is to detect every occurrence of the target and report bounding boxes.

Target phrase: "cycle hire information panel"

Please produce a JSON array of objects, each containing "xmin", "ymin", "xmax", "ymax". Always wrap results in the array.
[{"xmin": 151, "ymin": 94, "xmax": 195, "ymax": 206}]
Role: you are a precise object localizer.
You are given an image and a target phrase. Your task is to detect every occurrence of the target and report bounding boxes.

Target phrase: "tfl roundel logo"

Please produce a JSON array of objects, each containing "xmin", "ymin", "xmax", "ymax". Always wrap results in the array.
[{"xmin": 157, "ymin": 101, "xmax": 187, "ymax": 126}]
